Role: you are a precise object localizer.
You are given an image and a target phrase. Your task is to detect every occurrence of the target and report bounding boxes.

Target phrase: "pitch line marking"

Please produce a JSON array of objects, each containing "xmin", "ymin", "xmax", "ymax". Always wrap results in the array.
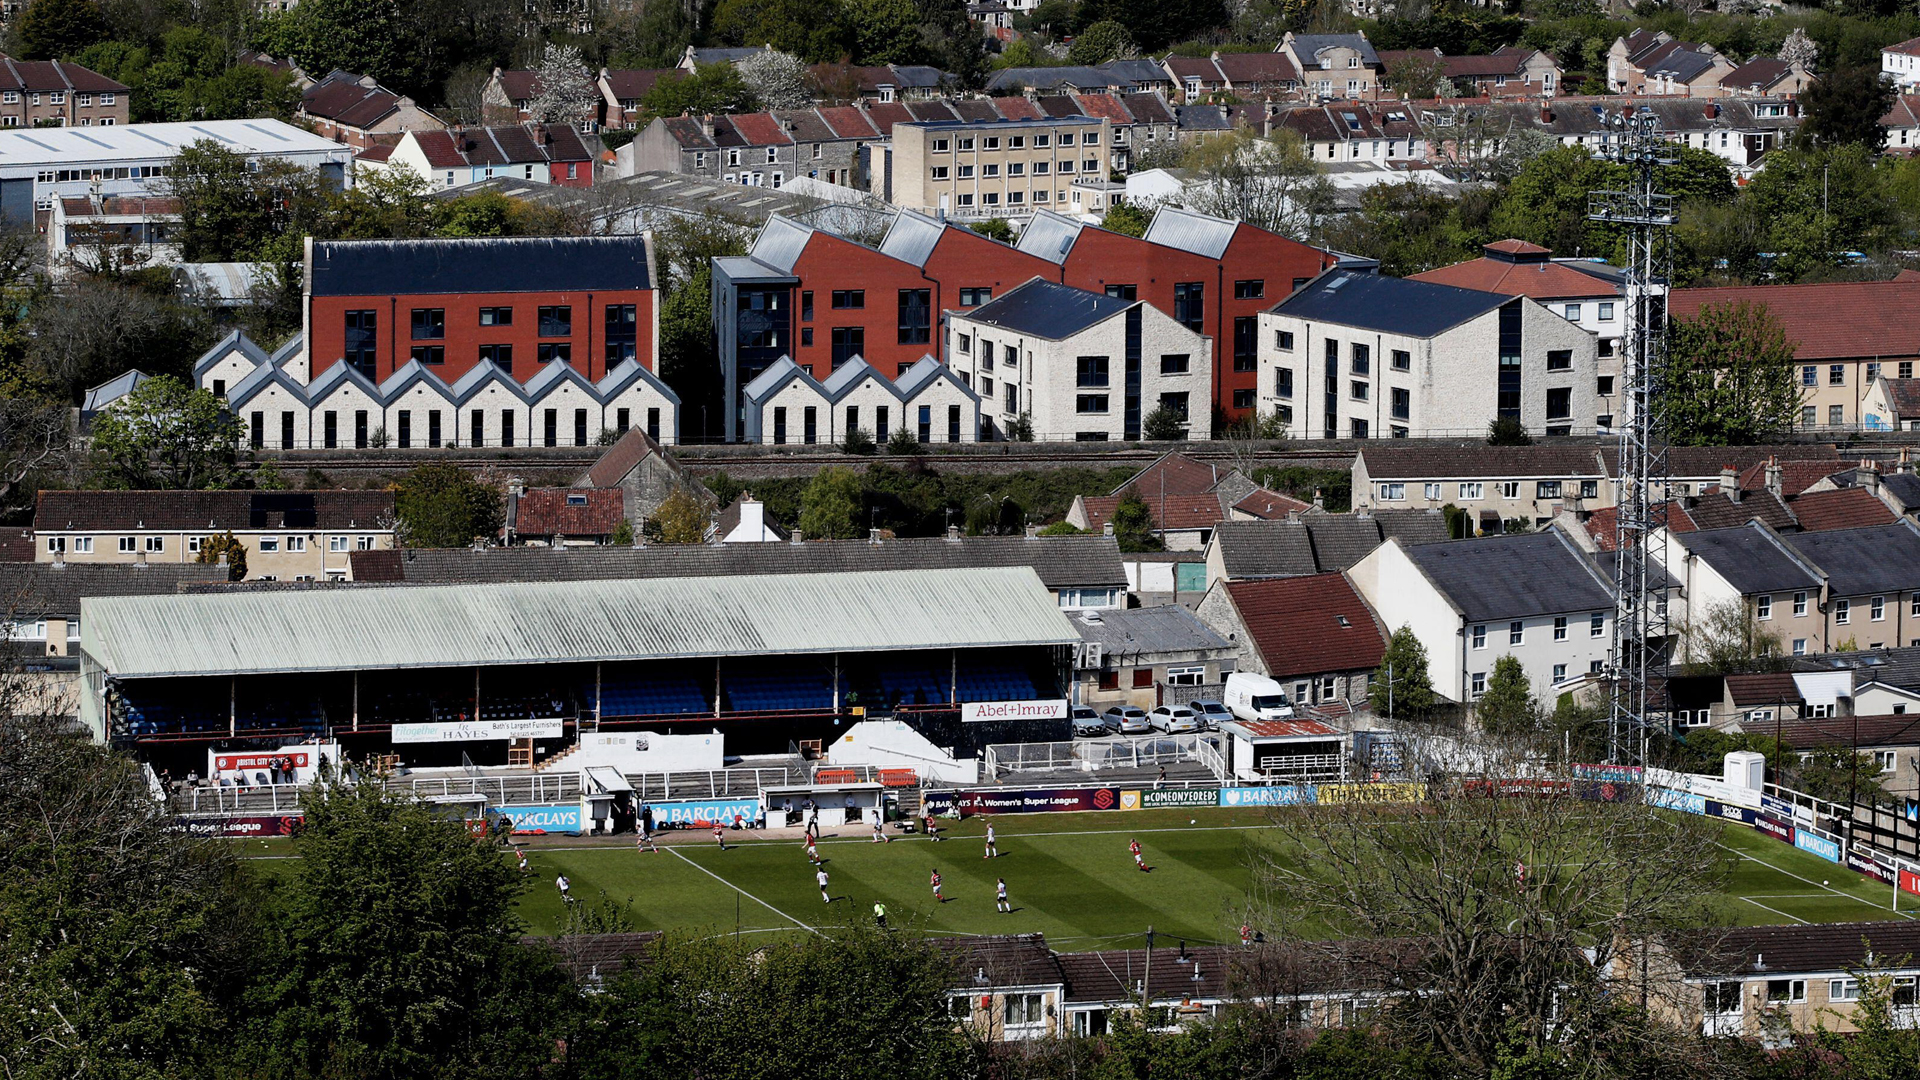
[
  {"xmin": 1740, "ymin": 896, "xmax": 1809, "ymax": 924},
  {"xmin": 1717, "ymin": 840, "xmax": 1918, "ymax": 919},
  {"xmin": 667, "ymin": 847, "xmax": 822, "ymax": 936}
]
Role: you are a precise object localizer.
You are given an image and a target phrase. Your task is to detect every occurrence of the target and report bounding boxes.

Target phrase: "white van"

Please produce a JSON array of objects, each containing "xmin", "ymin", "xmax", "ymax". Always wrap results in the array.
[{"xmin": 1223, "ymin": 672, "xmax": 1295, "ymax": 723}]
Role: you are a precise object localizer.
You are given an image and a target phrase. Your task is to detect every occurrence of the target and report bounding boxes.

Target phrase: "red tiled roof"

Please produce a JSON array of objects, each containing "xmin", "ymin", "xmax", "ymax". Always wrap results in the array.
[
  {"xmin": 1232, "ymin": 488, "xmax": 1314, "ymax": 520},
  {"xmin": 863, "ymin": 102, "xmax": 913, "ymax": 134},
  {"xmin": 603, "ymin": 68, "xmax": 671, "ymax": 100},
  {"xmin": 581, "ymin": 428, "xmax": 670, "ymax": 489},
  {"xmin": 1235, "ymin": 718, "xmax": 1343, "ymax": 738},
  {"xmin": 1411, "ymin": 257, "xmax": 1619, "ymax": 299},
  {"xmin": 1224, "ymin": 572, "xmax": 1387, "ymax": 678},
  {"xmin": 0, "ymin": 528, "xmax": 33, "ymax": 562},
  {"xmin": 1162, "ymin": 56, "xmax": 1222, "ymax": 79},
  {"xmin": 1078, "ymin": 493, "xmax": 1223, "ymax": 532},
  {"xmin": 1668, "ymin": 281, "xmax": 1920, "ymax": 361},
  {"xmin": 0, "ymin": 57, "xmax": 126, "ymax": 93},
  {"xmin": 1882, "ymin": 379, "xmax": 1920, "ymax": 418},
  {"xmin": 1886, "ymin": 36, "xmax": 1920, "ymax": 57},
  {"xmin": 1439, "ymin": 53, "xmax": 1528, "ymax": 78},
  {"xmin": 301, "ymin": 72, "xmax": 404, "ymax": 129},
  {"xmin": 1111, "ymin": 452, "xmax": 1221, "ymax": 497},
  {"xmin": 991, "ymin": 96, "xmax": 1044, "ymax": 119},
  {"xmin": 410, "ymin": 130, "xmax": 466, "ymax": 169},
  {"xmin": 1074, "ymin": 93, "xmax": 1131, "ymax": 122},
  {"xmin": 356, "ymin": 143, "xmax": 395, "ymax": 163},
  {"xmin": 727, "ymin": 111, "xmax": 794, "ymax": 146},
  {"xmin": 1584, "ymin": 501, "xmax": 1694, "ymax": 551},
  {"xmin": 513, "ymin": 488, "xmax": 624, "ymax": 538},
  {"xmin": 1787, "ymin": 487, "xmax": 1898, "ymax": 531},
  {"xmin": 1036, "ymin": 95, "xmax": 1083, "ymax": 118},
  {"xmin": 817, "ymin": 105, "xmax": 879, "ymax": 138},
  {"xmin": 1486, "ymin": 238, "xmax": 1548, "ymax": 255},
  {"xmin": 1735, "ymin": 458, "xmax": 1843, "ymax": 497},
  {"xmin": 1212, "ymin": 51, "xmax": 1299, "ymax": 84},
  {"xmin": 1725, "ymin": 672, "xmax": 1800, "ymax": 706}
]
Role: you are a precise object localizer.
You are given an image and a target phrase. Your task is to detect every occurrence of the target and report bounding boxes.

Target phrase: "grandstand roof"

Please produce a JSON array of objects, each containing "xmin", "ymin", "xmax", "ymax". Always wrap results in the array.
[{"xmin": 81, "ymin": 567, "xmax": 1078, "ymax": 679}]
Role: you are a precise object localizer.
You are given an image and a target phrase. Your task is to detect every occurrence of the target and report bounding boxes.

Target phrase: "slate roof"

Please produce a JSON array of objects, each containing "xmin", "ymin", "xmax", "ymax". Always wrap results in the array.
[
  {"xmin": 1782, "ymin": 521, "xmax": 1920, "ymax": 596},
  {"xmin": 1668, "ymin": 280, "xmax": 1920, "ymax": 361},
  {"xmin": 523, "ymin": 931, "xmax": 663, "ymax": 983},
  {"xmin": 959, "ymin": 278, "xmax": 1130, "ymax": 339},
  {"xmin": 81, "ymin": 369, "xmax": 148, "ymax": 412},
  {"xmin": 1272, "ymin": 271, "xmax": 1510, "ymax": 337},
  {"xmin": 601, "ymin": 68, "xmax": 672, "ymax": 100},
  {"xmin": 1121, "ymin": 92, "xmax": 1175, "ymax": 123},
  {"xmin": 932, "ymin": 934, "xmax": 1065, "ymax": 988},
  {"xmin": 1721, "ymin": 58, "xmax": 1792, "ymax": 92},
  {"xmin": 1795, "ymin": 645, "xmax": 1920, "ymax": 691},
  {"xmin": 454, "ymin": 123, "xmax": 592, "ymax": 165},
  {"xmin": 1224, "ymin": 572, "xmax": 1387, "ymax": 677},
  {"xmin": 1739, "ymin": 715, "xmax": 1920, "ymax": 751},
  {"xmin": 34, "ymin": 490, "xmax": 394, "ymax": 532},
  {"xmin": 1787, "ymin": 487, "xmax": 1897, "ymax": 531},
  {"xmin": 1212, "ymin": 51, "xmax": 1301, "ymax": 84},
  {"xmin": 1359, "ymin": 446, "xmax": 1607, "ymax": 480},
  {"xmin": 687, "ymin": 47, "xmax": 767, "ymax": 65},
  {"xmin": 1073, "ymin": 604, "xmax": 1232, "ymax": 657},
  {"xmin": 512, "ymin": 488, "xmax": 624, "ymax": 538},
  {"xmin": 1723, "ymin": 672, "xmax": 1800, "ymax": 706},
  {"xmin": 350, "ymin": 535, "xmax": 1128, "ymax": 590},
  {"xmin": 1403, "ymin": 529, "xmax": 1613, "ymax": 621},
  {"xmin": 1056, "ymin": 945, "xmax": 1234, "ymax": 1003},
  {"xmin": 300, "ymin": 71, "xmax": 403, "ymax": 128},
  {"xmin": 1669, "ymin": 523, "xmax": 1822, "ymax": 596},
  {"xmin": 1099, "ymin": 59, "xmax": 1172, "ymax": 86},
  {"xmin": 1674, "ymin": 921, "xmax": 1920, "ymax": 977},
  {"xmin": 1210, "ymin": 514, "xmax": 1440, "ymax": 579},
  {"xmin": 309, "ymin": 236, "xmax": 651, "ymax": 297},
  {"xmin": 985, "ymin": 66, "xmax": 1117, "ymax": 92},
  {"xmin": 0, "ymin": 563, "xmax": 229, "ymax": 616},
  {"xmin": 1287, "ymin": 34, "xmax": 1382, "ymax": 67}
]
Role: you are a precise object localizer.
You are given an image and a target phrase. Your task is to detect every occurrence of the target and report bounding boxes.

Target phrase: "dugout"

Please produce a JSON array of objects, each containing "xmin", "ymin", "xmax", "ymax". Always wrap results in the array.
[
  {"xmin": 1219, "ymin": 719, "xmax": 1348, "ymax": 782},
  {"xmin": 78, "ymin": 567, "xmax": 1079, "ymax": 774},
  {"xmin": 762, "ymin": 781, "xmax": 886, "ymax": 828}
]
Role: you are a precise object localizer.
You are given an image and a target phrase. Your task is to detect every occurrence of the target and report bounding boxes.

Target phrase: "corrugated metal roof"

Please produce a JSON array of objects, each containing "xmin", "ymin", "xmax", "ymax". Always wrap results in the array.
[
  {"xmin": 878, "ymin": 209, "xmax": 946, "ymax": 268},
  {"xmin": 82, "ymin": 567, "xmax": 1078, "ymax": 679},
  {"xmin": 751, "ymin": 214, "xmax": 815, "ymax": 274},
  {"xmin": 1015, "ymin": 210, "xmax": 1083, "ymax": 264},
  {"xmin": 1143, "ymin": 206, "xmax": 1238, "ymax": 259}
]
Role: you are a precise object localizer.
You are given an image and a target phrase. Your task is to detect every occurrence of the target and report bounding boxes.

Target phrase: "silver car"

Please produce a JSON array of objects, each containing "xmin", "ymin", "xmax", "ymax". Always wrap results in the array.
[
  {"xmin": 1103, "ymin": 705, "xmax": 1151, "ymax": 735},
  {"xmin": 1189, "ymin": 699, "xmax": 1231, "ymax": 731},
  {"xmin": 1148, "ymin": 705, "xmax": 1200, "ymax": 734},
  {"xmin": 1070, "ymin": 706, "xmax": 1107, "ymax": 737}
]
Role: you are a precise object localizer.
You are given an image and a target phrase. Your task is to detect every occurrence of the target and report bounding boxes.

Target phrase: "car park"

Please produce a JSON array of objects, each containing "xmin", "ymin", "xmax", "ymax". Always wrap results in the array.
[
  {"xmin": 1148, "ymin": 705, "xmax": 1199, "ymax": 734},
  {"xmin": 1189, "ymin": 699, "xmax": 1231, "ymax": 730},
  {"xmin": 1070, "ymin": 706, "xmax": 1107, "ymax": 737},
  {"xmin": 1103, "ymin": 705, "xmax": 1150, "ymax": 734}
]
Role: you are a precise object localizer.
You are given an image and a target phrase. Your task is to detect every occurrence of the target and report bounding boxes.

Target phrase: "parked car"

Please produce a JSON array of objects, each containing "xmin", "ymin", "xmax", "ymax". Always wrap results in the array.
[
  {"xmin": 1189, "ymin": 699, "xmax": 1231, "ymax": 730},
  {"xmin": 1070, "ymin": 705, "xmax": 1106, "ymax": 737},
  {"xmin": 1103, "ymin": 705, "xmax": 1150, "ymax": 734},
  {"xmin": 1148, "ymin": 705, "xmax": 1199, "ymax": 734}
]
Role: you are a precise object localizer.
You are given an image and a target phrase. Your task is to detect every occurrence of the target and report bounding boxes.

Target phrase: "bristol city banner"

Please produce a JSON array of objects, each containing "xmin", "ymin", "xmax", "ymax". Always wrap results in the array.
[
  {"xmin": 214, "ymin": 751, "xmax": 312, "ymax": 773},
  {"xmin": 926, "ymin": 787, "xmax": 1121, "ymax": 815},
  {"xmin": 171, "ymin": 814, "xmax": 302, "ymax": 838},
  {"xmin": 496, "ymin": 804, "xmax": 582, "ymax": 835}
]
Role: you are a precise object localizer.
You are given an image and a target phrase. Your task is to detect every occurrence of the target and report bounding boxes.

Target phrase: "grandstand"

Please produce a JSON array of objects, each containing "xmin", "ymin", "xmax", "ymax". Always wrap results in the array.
[{"xmin": 80, "ymin": 567, "xmax": 1080, "ymax": 776}]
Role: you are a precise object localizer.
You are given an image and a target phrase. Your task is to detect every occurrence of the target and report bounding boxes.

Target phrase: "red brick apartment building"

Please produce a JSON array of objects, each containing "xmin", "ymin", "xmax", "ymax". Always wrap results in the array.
[
  {"xmin": 711, "ymin": 205, "xmax": 1340, "ymax": 439},
  {"xmin": 303, "ymin": 235, "xmax": 657, "ymax": 387}
]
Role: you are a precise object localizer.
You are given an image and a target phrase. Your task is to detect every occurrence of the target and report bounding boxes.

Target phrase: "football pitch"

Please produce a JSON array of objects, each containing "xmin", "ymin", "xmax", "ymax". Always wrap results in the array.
[{"xmin": 486, "ymin": 807, "xmax": 1918, "ymax": 948}]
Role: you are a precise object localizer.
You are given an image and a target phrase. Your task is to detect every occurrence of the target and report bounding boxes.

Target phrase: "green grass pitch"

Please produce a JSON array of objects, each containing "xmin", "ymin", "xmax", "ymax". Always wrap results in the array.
[{"xmin": 235, "ymin": 808, "xmax": 1917, "ymax": 948}]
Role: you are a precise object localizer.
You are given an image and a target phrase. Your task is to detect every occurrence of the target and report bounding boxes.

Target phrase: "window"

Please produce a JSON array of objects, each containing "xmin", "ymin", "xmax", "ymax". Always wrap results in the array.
[
  {"xmin": 1276, "ymin": 330, "xmax": 1295, "ymax": 351},
  {"xmin": 410, "ymin": 308, "xmax": 445, "ymax": 340},
  {"xmin": 1500, "ymin": 481, "xmax": 1519, "ymax": 499},
  {"xmin": 538, "ymin": 306, "xmax": 572, "ymax": 337},
  {"xmin": 1235, "ymin": 389, "xmax": 1257, "ymax": 410},
  {"xmin": 409, "ymin": 345, "xmax": 444, "ymax": 365},
  {"xmin": 329, "ymin": 536, "xmax": 349, "ymax": 552},
  {"xmin": 1766, "ymin": 980, "xmax": 1807, "ymax": 1005},
  {"xmin": 1757, "ymin": 595, "xmax": 1772, "ymax": 620},
  {"xmin": 258, "ymin": 538, "xmax": 280, "ymax": 553},
  {"xmin": 1832, "ymin": 979, "xmax": 1863, "ymax": 1003},
  {"xmin": 1390, "ymin": 348, "xmax": 1410, "ymax": 372},
  {"xmin": 931, "ymin": 138, "xmax": 949, "ymax": 152},
  {"xmin": 1234, "ymin": 279, "xmax": 1264, "ymax": 299},
  {"xmin": 1173, "ymin": 282, "xmax": 1203, "ymax": 332},
  {"xmin": 1471, "ymin": 672, "xmax": 1487, "ymax": 697},
  {"xmin": 956, "ymin": 137, "xmax": 974, "ymax": 150},
  {"xmin": 897, "ymin": 289, "xmax": 931, "ymax": 344},
  {"xmin": 1077, "ymin": 356, "xmax": 1109, "ymax": 387},
  {"xmin": 1876, "ymin": 750, "xmax": 1898, "ymax": 773},
  {"xmin": 605, "ymin": 305, "xmax": 638, "ymax": 365},
  {"xmin": 1351, "ymin": 343, "xmax": 1370, "ymax": 376},
  {"xmin": 956, "ymin": 333, "xmax": 970, "ymax": 355},
  {"xmin": 1591, "ymin": 613, "xmax": 1604, "ymax": 637},
  {"xmin": 538, "ymin": 343, "xmax": 571, "ymax": 364},
  {"xmin": 1794, "ymin": 592, "xmax": 1808, "ymax": 616},
  {"xmin": 286, "ymin": 536, "xmax": 307, "ymax": 553},
  {"xmin": 1905, "ymin": 361, "xmax": 1915, "ymax": 379},
  {"xmin": 1830, "ymin": 364, "xmax": 1846, "ymax": 386},
  {"xmin": 1391, "ymin": 387, "xmax": 1410, "ymax": 421},
  {"xmin": 118, "ymin": 536, "xmax": 135, "ymax": 553},
  {"xmin": 1032, "ymin": 161, "xmax": 1049, "ymax": 175},
  {"xmin": 1472, "ymin": 625, "xmax": 1486, "ymax": 648},
  {"xmin": 981, "ymin": 163, "xmax": 1000, "ymax": 178},
  {"xmin": 1802, "ymin": 366, "xmax": 1818, "ymax": 387},
  {"xmin": 957, "ymin": 164, "xmax": 974, "ymax": 179},
  {"xmin": 49, "ymin": 91, "xmax": 62, "ymax": 104},
  {"xmin": 1034, "ymin": 134, "xmax": 1049, "ymax": 147},
  {"xmin": 1598, "ymin": 303, "xmax": 1615, "ymax": 321},
  {"xmin": 1276, "ymin": 368, "xmax": 1294, "ymax": 398},
  {"xmin": 959, "ymin": 287, "xmax": 991, "ymax": 307},
  {"xmin": 1351, "ymin": 381, "xmax": 1369, "ymax": 402},
  {"xmin": 1553, "ymin": 663, "xmax": 1567, "ymax": 681},
  {"xmin": 479, "ymin": 306, "xmax": 512, "ymax": 326},
  {"xmin": 830, "ymin": 327, "xmax": 864, "ymax": 368},
  {"xmin": 1423, "ymin": 482, "xmax": 1441, "ymax": 500},
  {"xmin": 803, "ymin": 407, "xmax": 817, "ymax": 445},
  {"xmin": 1058, "ymin": 132, "xmax": 1075, "ymax": 146},
  {"xmin": 1546, "ymin": 388, "xmax": 1572, "ymax": 421},
  {"xmin": 1509, "ymin": 621, "xmax": 1524, "ymax": 645},
  {"xmin": 344, "ymin": 310, "xmax": 377, "ymax": 375},
  {"xmin": 1547, "ymin": 350, "xmax": 1572, "ymax": 372},
  {"xmin": 1380, "ymin": 483, "xmax": 1406, "ymax": 501},
  {"xmin": 1829, "ymin": 404, "xmax": 1846, "ymax": 427},
  {"xmin": 1563, "ymin": 304, "xmax": 1581, "ymax": 321},
  {"xmin": 1458, "ymin": 482, "xmax": 1483, "ymax": 500},
  {"xmin": 1537, "ymin": 481, "xmax": 1563, "ymax": 499},
  {"xmin": 1005, "ymin": 994, "xmax": 1045, "ymax": 1026},
  {"xmin": 478, "ymin": 343, "xmax": 512, "ymax": 367},
  {"xmin": 1553, "ymin": 616, "xmax": 1568, "ymax": 641},
  {"xmin": 1233, "ymin": 317, "xmax": 1256, "ymax": 372},
  {"xmin": 831, "ymin": 290, "xmax": 864, "ymax": 309},
  {"xmin": 1837, "ymin": 599, "xmax": 1851, "ymax": 625},
  {"xmin": 1158, "ymin": 392, "xmax": 1189, "ymax": 421},
  {"xmin": 1160, "ymin": 353, "xmax": 1188, "ymax": 376},
  {"xmin": 772, "ymin": 407, "xmax": 786, "ymax": 444},
  {"xmin": 1076, "ymin": 394, "xmax": 1108, "ymax": 414},
  {"xmin": 1873, "ymin": 596, "xmax": 1887, "ymax": 621}
]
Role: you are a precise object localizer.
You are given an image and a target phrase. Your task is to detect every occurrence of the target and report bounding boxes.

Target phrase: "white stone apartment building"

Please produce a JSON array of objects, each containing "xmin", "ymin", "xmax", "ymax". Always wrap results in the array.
[
  {"xmin": 1352, "ymin": 446, "xmax": 1613, "ymax": 530},
  {"xmin": 33, "ymin": 490, "xmax": 395, "ymax": 582},
  {"xmin": 1347, "ymin": 527, "xmax": 1617, "ymax": 705},
  {"xmin": 887, "ymin": 115, "xmax": 1110, "ymax": 218},
  {"xmin": 1885, "ymin": 37, "xmax": 1920, "ymax": 92},
  {"xmin": 1258, "ymin": 270, "xmax": 1599, "ymax": 441},
  {"xmin": 740, "ymin": 354, "xmax": 981, "ymax": 445},
  {"xmin": 944, "ymin": 277, "xmax": 1213, "ymax": 442}
]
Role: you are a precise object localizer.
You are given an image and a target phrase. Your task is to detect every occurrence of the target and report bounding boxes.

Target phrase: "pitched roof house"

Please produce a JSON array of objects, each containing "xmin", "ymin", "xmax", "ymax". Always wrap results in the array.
[
  {"xmin": 1196, "ymin": 571, "xmax": 1387, "ymax": 710},
  {"xmin": 298, "ymin": 70, "xmax": 444, "ymax": 149}
]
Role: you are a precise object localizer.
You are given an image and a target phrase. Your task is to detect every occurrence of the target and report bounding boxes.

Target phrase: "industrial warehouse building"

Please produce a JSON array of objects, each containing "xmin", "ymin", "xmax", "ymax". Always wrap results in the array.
[{"xmin": 79, "ymin": 567, "xmax": 1080, "ymax": 775}]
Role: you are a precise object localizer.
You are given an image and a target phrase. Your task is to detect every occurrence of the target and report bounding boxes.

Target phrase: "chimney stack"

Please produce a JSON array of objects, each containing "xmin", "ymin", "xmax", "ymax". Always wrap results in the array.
[
  {"xmin": 1102, "ymin": 521, "xmax": 1114, "ymax": 537},
  {"xmin": 739, "ymin": 496, "xmax": 765, "ymax": 540},
  {"xmin": 1859, "ymin": 458, "xmax": 1881, "ymax": 496},
  {"xmin": 868, "ymin": 527, "xmax": 882, "ymax": 544},
  {"xmin": 947, "ymin": 523, "xmax": 961, "ymax": 541},
  {"xmin": 790, "ymin": 528, "xmax": 803, "ymax": 545},
  {"xmin": 1705, "ymin": 101, "xmax": 1720, "ymax": 119},
  {"xmin": 1765, "ymin": 457, "xmax": 1783, "ymax": 499},
  {"xmin": 1539, "ymin": 103, "xmax": 1553, "ymax": 124},
  {"xmin": 1719, "ymin": 465, "xmax": 1740, "ymax": 503},
  {"xmin": 1313, "ymin": 488, "xmax": 1325, "ymax": 510},
  {"xmin": 1025, "ymin": 523, "xmax": 1039, "ymax": 538}
]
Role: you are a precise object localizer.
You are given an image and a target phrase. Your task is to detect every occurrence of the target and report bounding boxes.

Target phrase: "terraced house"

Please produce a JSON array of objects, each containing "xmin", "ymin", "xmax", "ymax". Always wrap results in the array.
[{"xmin": 0, "ymin": 56, "xmax": 128, "ymax": 127}]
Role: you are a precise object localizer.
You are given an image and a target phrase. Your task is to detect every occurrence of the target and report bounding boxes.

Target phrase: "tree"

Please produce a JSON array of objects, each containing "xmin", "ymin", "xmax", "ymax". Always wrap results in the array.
[
  {"xmin": 1383, "ymin": 51, "xmax": 1446, "ymax": 98},
  {"xmin": 645, "ymin": 486, "xmax": 708, "ymax": 544},
  {"xmin": 239, "ymin": 780, "xmax": 567, "ymax": 1079},
  {"xmin": 1068, "ymin": 19, "xmax": 1133, "ymax": 64},
  {"xmin": 28, "ymin": 279, "xmax": 212, "ymax": 400},
  {"xmin": 610, "ymin": 517, "xmax": 635, "ymax": 546},
  {"xmin": 1475, "ymin": 655, "xmax": 1536, "ymax": 739},
  {"xmin": 1141, "ymin": 406, "xmax": 1186, "ymax": 440},
  {"xmin": 1659, "ymin": 300, "xmax": 1802, "ymax": 446},
  {"xmin": 393, "ymin": 463, "xmax": 500, "ymax": 547},
  {"xmin": 196, "ymin": 530, "xmax": 248, "ymax": 580},
  {"xmin": 14, "ymin": 0, "xmax": 106, "ymax": 60},
  {"xmin": 167, "ymin": 140, "xmax": 331, "ymax": 263},
  {"xmin": 0, "ymin": 396, "xmax": 70, "ymax": 517},
  {"xmin": 799, "ymin": 465, "xmax": 864, "ymax": 538},
  {"xmin": 1370, "ymin": 625, "xmax": 1437, "ymax": 721},
  {"xmin": 0, "ymin": 708, "xmax": 245, "ymax": 1080},
  {"xmin": 1486, "ymin": 416, "xmax": 1532, "ymax": 445},
  {"xmin": 885, "ymin": 427, "xmax": 925, "ymax": 455},
  {"xmin": 1787, "ymin": 744, "xmax": 1888, "ymax": 807},
  {"xmin": 967, "ymin": 217, "xmax": 1015, "ymax": 243},
  {"xmin": 1779, "ymin": 26, "xmax": 1817, "ymax": 69},
  {"xmin": 1800, "ymin": 64, "xmax": 1896, "ymax": 151},
  {"xmin": 638, "ymin": 63, "xmax": 754, "ymax": 122},
  {"xmin": 1099, "ymin": 201, "xmax": 1151, "ymax": 237},
  {"xmin": 328, "ymin": 166, "xmax": 438, "ymax": 239},
  {"xmin": 710, "ymin": 0, "xmax": 852, "ymax": 62},
  {"xmin": 1253, "ymin": 767, "xmax": 1731, "ymax": 1074},
  {"xmin": 1679, "ymin": 596, "xmax": 1786, "ymax": 672},
  {"xmin": 841, "ymin": 427, "xmax": 876, "ymax": 454},
  {"xmin": 263, "ymin": 0, "xmax": 440, "ymax": 98},
  {"xmin": 844, "ymin": 0, "xmax": 920, "ymax": 64},
  {"xmin": 736, "ymin": 48, "xmax": 812, "ymax": 110},
  {"xmin": 1179, "ymin": 128, "xmax": 1330, "ymax": 240},
  {"xmin": 1741, "ymin": 145, "xmax": 1892, "ymax": 280},
  {"xmin": 1110, "ymin": 488, "xmax": 1162, "ymax": 552},
  {"xmin": 526, "ymin": 43, "xmax": 597, "ymax": 124},
  {"xmin": 89, "ymin": 376, "xmax": 243, "ymax": 490}
]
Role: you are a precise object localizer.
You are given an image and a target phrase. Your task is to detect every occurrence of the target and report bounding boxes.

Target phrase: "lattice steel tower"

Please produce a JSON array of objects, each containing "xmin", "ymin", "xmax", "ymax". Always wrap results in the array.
[{"xmin": 1589, "ymin": 107, "xmax": 1675, "ymax": 765}]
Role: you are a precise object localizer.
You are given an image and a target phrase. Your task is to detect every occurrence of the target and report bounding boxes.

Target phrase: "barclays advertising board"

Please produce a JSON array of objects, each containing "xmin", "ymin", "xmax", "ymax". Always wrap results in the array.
[
  {"xmin": 651, "ymin": 798, "xmax": 761, "ymax": 826},
  {"xmin": 498, "ymin": 804, "xmax": 582, "ymax": 834},
  {"xmin": 1219, "ymin": 785, "xmax": 1313, "ymax": 807}
]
